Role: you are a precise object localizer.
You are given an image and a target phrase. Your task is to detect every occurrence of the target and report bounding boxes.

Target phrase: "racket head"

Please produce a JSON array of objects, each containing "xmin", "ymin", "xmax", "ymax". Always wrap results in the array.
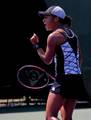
[{"xmin": 17, "ymin": 65, "xmax": 51, "ymax": 90}]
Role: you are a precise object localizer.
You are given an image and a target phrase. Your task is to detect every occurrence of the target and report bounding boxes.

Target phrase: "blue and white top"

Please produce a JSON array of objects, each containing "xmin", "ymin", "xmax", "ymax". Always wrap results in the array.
[{"xmin": 54, "ymin": 28, "xmax": 81, "ymax": 78}]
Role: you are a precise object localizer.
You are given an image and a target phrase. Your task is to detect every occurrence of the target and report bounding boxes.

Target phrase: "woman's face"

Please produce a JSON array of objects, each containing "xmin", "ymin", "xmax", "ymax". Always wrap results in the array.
[{"xmin": 42, "ymin": 15, "xmax": 58, "ymax": 31}]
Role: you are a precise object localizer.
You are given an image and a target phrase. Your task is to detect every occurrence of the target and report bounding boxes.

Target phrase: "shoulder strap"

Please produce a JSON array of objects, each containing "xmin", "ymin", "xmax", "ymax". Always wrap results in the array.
[{"xmin": 63, "ymin": 28, "xmax": 75, "ymax": 38}]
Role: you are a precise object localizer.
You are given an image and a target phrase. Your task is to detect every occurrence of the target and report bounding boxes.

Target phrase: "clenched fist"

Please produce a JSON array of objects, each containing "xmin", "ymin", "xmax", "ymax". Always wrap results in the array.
[{"xmin": 30, "ymin": 33, "xmax": 39, "ymax": 45}]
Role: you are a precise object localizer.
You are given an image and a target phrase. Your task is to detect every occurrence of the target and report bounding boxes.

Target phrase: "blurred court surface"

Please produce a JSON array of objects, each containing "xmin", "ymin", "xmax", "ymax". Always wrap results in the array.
[{"xmin": 0, "ymin": 105, "xmax": 91, "ymax": 120}]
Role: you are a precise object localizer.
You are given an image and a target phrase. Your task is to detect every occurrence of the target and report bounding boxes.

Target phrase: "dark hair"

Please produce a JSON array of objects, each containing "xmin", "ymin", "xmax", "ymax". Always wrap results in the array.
[{"xmin": 59, "ymin": 16, "xmax": 72, "ymax": 27}]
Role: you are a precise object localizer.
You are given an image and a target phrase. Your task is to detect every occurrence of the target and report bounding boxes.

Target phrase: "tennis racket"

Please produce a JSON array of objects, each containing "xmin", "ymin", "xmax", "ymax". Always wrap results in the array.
[{"xmin": 17, "ymin": 65, "xmax": 55, "ymax": 90}]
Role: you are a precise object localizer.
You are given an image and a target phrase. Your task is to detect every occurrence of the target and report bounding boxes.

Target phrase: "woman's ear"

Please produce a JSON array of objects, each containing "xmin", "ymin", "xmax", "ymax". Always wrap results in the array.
[{"xmin": 54, "ymin": 17, "xmax": 59, "ymax": 22}]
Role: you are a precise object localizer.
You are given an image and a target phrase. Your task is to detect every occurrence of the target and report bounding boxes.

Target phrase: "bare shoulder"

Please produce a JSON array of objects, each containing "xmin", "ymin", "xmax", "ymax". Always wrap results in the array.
[{"xmin": 47, "ymin": 28, "xmax": 66, "ymax": 45}]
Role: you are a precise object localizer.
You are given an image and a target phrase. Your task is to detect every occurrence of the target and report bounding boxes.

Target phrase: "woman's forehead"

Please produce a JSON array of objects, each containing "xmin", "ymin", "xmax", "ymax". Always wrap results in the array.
[{"xmin": 43, "ymin": 15, "xmax": 55, "ymax": 19}]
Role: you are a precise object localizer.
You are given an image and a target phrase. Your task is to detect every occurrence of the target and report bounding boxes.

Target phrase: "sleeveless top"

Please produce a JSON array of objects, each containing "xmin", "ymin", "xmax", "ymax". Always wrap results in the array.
[{"xmin": 54, "ymin": 28, "xmax": 81, "ymax": 78}]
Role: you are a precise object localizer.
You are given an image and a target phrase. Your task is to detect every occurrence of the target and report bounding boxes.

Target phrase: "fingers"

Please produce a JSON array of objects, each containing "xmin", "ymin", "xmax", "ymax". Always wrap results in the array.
[
  {"xmin": 30, "ymin": 33, "xmax": 39, "ymax": 45},
  {"xmin": 30, "ymin": 33, "xmax": 36, "ymax": 40}
]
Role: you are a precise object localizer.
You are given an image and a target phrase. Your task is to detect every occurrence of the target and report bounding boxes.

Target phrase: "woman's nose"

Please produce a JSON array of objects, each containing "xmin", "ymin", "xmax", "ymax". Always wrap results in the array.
[
  {"xmin": 42, "ymin": 18, "xmax": 45, "ymax": 23},
  {"xmin": 42, "ymin": 19, "xmax": 44, "ymax": 23}
]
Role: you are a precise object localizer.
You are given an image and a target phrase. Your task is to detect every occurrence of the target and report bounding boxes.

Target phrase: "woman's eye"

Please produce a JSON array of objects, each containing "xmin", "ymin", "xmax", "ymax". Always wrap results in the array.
[{"xmin": 44, "ymin": 16, "xmax": 48, "ymax": 19}]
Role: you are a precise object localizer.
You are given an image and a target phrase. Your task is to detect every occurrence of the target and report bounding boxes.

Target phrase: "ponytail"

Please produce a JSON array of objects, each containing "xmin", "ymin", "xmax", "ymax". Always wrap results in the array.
[{"xmin": 59, "ymin": 16, "xmax": 72, "ymax": 27}]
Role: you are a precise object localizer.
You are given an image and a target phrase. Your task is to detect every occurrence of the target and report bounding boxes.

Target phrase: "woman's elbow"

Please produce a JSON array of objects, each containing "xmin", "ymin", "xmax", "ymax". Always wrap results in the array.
[{"xmin": 44, "ymin": 58, "xmax": 53, "ymax": 65}]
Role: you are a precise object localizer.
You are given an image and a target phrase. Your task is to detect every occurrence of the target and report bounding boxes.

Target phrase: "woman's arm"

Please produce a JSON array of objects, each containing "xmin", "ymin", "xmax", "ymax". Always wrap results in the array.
[
  {"xmin": 30, "ymin": 31, "xmax": 65, "ymax": 65},
  {"xmin": 37, "ymin": 34, "xmax": 57, "ymax": 64}
]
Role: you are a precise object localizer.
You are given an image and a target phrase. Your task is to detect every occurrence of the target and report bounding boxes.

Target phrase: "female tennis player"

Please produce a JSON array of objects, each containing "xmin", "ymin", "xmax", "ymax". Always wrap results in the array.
[{"xmin": 30, "ymin": 5, "xmax": 84, "ymax": 120}]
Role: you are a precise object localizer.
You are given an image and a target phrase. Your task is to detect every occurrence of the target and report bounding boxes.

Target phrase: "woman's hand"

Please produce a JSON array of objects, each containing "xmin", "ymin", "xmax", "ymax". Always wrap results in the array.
[{"xmin": 30, "ymin": 33, "xmax": 39, "ymax": 45}]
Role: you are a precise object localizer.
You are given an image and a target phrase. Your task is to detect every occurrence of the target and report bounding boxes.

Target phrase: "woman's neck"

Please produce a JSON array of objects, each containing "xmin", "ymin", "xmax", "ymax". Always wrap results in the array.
[{"xmin": 53, "ymin": 24, "xmax": 65, "ymax": 31}]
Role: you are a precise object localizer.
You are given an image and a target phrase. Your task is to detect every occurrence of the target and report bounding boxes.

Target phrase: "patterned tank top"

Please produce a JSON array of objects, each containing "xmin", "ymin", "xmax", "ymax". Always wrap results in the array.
[{"xmin": 54, "ymin": 28, "xmax": 81, "ymax": 78}]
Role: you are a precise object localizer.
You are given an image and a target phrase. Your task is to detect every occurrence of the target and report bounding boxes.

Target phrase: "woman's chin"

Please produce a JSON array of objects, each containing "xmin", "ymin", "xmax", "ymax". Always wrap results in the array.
[{"xmin": 45, "ymin": 27, "xmax": 52, "ymax": 31}]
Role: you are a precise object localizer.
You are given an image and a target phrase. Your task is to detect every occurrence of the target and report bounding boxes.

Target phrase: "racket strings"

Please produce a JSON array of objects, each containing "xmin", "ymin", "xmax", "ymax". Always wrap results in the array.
[{"xmin": 18, "ymin": 68, "xmax": 49, "ymax": 88}]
